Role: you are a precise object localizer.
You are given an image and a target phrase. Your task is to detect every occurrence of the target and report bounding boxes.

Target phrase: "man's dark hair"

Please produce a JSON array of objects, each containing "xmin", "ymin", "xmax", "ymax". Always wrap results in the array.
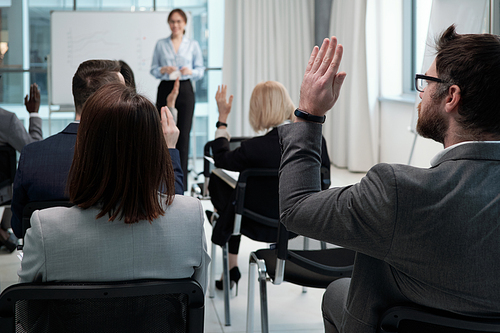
[
  {"xmin": 68, "ymin": 83, "xmax": 175, "ymax": 224},
  {"xmin": 119, "ymin": 60, "xmax": 136, "ymax": 89},
  {"xmin": 71, "ymin": 59, "xmax": 122, "ymax": 115},
  {"xmin": 435, "ymin": 25, "xmax": 500, "ymax": 137}
]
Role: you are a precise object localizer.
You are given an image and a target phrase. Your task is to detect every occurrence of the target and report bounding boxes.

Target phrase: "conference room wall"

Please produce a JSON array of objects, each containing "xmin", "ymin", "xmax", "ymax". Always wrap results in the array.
[{"xmin": 3, "ymin": 0, "xmax": 446, "ymax": 169}]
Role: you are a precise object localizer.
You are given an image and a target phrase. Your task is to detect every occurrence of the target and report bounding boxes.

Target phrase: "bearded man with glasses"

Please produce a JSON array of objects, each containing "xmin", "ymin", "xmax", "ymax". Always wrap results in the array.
[{"xmin": 278, "ymin": 24, "xmax": 500, "ymax": 333}]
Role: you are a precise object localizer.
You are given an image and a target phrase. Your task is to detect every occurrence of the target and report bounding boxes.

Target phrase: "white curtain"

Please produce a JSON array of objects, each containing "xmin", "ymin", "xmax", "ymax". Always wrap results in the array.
[
  {"xmin": 222, "ymin": 0, "xmax": 314, "ymax": 136},
  {"xmin": 326, "ymin": 0, "xmax": 378, "ymax": 172}
]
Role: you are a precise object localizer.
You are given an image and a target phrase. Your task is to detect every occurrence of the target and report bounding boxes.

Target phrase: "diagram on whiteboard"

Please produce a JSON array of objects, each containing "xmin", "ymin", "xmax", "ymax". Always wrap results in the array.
[{"xmin": 66, "ymin": 29, "xmax": 121, "ymax": 67}]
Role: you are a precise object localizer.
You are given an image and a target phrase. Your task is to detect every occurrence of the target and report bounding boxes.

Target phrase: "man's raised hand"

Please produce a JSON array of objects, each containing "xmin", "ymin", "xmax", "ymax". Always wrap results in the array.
[{"xmin": 298, "ymin": 36, "xmax": 346, "ymax": 118}]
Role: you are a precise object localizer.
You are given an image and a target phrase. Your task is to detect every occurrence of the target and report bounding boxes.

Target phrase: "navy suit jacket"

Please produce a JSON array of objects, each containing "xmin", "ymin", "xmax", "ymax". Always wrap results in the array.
[{"xmin": 11, "ymin": 122, "xmax": 184, "ymax": 238}]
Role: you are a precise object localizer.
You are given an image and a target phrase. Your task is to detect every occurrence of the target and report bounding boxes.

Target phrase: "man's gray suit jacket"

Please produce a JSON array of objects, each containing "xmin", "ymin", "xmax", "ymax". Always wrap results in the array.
[
  {"xmin": 278, "ymin": 122, "xmax": 500, "ymax": 332},
  {"xmin": 0, "ymin": 108, "xmax": 42, "ymax": 152}
]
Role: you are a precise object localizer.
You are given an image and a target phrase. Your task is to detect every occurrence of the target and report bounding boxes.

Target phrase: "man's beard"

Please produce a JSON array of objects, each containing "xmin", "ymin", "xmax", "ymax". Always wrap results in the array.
[{"xmin": 416, "ymin": 101, "xmax": 448, "ymax": 144}]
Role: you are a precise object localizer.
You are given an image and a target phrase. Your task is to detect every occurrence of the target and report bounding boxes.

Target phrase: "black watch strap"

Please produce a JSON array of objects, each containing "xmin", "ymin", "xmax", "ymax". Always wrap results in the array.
[
  {"xmin": 294, "ymin": 109, "xmax": 326, "ymax": 124},
  {"xmin": 216, "ymin": 121, "xmax": 228, "ymax": 128}
]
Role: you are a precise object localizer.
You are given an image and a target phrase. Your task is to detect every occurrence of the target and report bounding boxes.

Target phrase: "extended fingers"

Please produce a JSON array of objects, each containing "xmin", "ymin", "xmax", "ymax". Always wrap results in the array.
[
  {"xmin": 215, "ymin": 85, "xmax": 221, "ymax": 99},
  {"xmin": 317, "ymin": 37, "xmax": 338, "ymax": 77},
  {"xmin": 228, "ymin": 95, "xmax": 233, "ymax": 107},
  {"xmin": 304, "ymin": 46, "xmax": 319, "ymax": 75},
  {"xmin": 161, "ymin": 106, "xmax": 167, "ymax": 122},
  {"xmin": 327, "ymin": 43, "xmax": 343, "ymax": 78},
  {"xmin": 310, "ymin": 38, "xmax": 330, "ymax": 73}
]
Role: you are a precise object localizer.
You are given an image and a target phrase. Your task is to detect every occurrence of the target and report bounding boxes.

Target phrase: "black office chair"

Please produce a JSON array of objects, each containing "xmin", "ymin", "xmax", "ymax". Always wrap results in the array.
[
  {"xmin": 379, "ymin": 304, "xmax": 500, "ymax": 333},
  {"xmin": 246, "ymin": 220, "xmax": 356, "ymax": 333},
  {"xmin": 210, "ymin": 168, "xmax": 288, "ymax": 326},
  {"xmin": 191, "ymin": 137, "xmax": 251, "ymax": 199},
  {"xmin": 0, "ymin": 278, "xmax": 204, "ymax": 333},
  {"xmin": 21, "ymin": 200, "xmax": 73, "ymax": 240},
  {"xmin": 0, "ymin": 144, "xmax": 16, "ymax": 205}
]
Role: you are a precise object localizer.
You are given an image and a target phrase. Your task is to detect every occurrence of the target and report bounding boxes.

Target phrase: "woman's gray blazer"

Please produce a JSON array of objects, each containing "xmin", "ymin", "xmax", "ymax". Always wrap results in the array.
[{"xmin": 18, "ymin": 194, "xmax": 210, "ymax": 293}]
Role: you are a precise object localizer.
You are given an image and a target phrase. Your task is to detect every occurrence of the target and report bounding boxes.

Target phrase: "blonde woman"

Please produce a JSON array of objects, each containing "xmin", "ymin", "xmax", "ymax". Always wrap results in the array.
[{"xmin": 208, "ymin": 81, "xmax": 331, "ymax": 293}]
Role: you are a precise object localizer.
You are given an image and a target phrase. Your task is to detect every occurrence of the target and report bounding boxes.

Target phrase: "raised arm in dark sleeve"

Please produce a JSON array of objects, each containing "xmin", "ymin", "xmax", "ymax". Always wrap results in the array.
[{"xmin": 169, "ymin": 148, "xmax": 184, "ymax": 194}]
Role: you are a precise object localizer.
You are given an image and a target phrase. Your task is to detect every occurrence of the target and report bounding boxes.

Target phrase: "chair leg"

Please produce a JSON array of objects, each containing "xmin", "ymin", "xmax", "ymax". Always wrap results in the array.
[
  {"xmin": 247, "ymin": 252, "xmax": 269, "ymax": 333},
  {"xmin": 303, "ymin": 237, "xmax": 310, "ymax": 294},
  {"xmin": 209, "ymin": 241, "xmax": 216, "ymax": 298},
  {"xmin": 222, "ymin": 243, "xmax": 231, "ymax": 326},
  {"xmin": 257, "ymin": 258, "xmax": 269, "ymax": 333},
  {"xmin": 246, "ymin": 255, "xmax": 257, "ymax": 333},
  {"xmin": 209, "ymin": 213, "xmax": 219, "ymax": 299}
]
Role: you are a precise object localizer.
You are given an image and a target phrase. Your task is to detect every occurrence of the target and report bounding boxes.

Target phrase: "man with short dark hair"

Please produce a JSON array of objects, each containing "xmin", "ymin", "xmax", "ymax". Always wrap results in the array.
[
  {"xmin": 278, "ymin": 25, "xmax": 500, "ymax": 333},
  {"xmin": 11, "ymin": 59, "xmax": 183, "ymax": 238}
]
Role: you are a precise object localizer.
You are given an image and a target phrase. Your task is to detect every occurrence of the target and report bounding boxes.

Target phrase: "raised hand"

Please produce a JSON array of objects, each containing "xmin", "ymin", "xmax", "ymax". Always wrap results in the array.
[
  {"xmin": 161, "ymin": 106, "xmax": 180, "ymax": 149},
  {"xmin": 24, "ymin": 83, "xmax": 40, "ymax": 113},
  {"xmin": 298, "ymin": 36, "xmax": 346, "ymax": 118},
  {"xmin": 166, "ymin": 78, "xmax": 180, "ymax": 108},
  {"xmin": 215, "ymin": 85, "xmax": 233, "ymax": 123}
]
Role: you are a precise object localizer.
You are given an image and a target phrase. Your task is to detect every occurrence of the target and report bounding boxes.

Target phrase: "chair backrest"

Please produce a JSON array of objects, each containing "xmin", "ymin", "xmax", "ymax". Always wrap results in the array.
[
  {"xmin": 232, "ymin": 168, "xmax": 288, "ymax": 244},
  {"xmin": 0, "ymin": 144, "xmax": 16, "ymax": 205},
  {"xmin": 22, "ymin": 201, "xmax": 74, "ymax": 239},
  {"xmin": 234, "ymin": 168, "xmax": 279, "ymax": 226},
  {"xmin": 0, "ymin": 278, "xmax": 204, "ymax": 333},
  {"xmin": 379, "ymin": 304, "xmax": 500, "ymax": 333},
  {"xmin": 203, "ymin": 137, "xmax": 251, "ymax": 179},
  {"xmin": 197, "ymin": 137, "xmax": 251, "ymax": 199}
]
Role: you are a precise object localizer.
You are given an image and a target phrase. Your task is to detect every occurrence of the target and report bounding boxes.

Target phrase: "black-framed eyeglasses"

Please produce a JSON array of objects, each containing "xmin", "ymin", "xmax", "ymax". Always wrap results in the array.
[{"xmin": 415, "ymin": 74, "xmax": 443, "ymax": 92}]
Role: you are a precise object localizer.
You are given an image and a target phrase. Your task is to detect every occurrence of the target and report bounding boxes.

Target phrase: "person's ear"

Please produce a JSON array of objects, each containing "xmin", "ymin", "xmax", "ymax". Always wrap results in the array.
[{"xmin": 444, "ymin": 85, "xmax": 461, "ymax": 114}]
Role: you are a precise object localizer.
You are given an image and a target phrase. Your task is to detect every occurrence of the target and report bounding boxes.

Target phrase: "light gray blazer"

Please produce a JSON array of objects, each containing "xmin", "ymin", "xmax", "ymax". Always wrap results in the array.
[
  {"xmin": 0, "ymin": 108, "xmax": 42, "ymax": 152},
  {"xmin": 18, "ymin": 194, "xmax": 210, "ymax": 293},
  {"xmin": 279, "ymin": 122, "xmax": 500, "ymax": 332}
]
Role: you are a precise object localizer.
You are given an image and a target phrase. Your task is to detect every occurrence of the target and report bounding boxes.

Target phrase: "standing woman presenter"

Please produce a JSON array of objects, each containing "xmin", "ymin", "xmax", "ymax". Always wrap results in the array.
[{"xmin": 151, "ymin": 8, "xmax": 204, "ymax": 190}]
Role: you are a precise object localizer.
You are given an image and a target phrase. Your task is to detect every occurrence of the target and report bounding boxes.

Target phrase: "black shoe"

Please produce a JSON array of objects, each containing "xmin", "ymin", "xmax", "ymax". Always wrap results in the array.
[{"xmin": 215, "ymin": 267, "xmax": 242, "ymax": 296}]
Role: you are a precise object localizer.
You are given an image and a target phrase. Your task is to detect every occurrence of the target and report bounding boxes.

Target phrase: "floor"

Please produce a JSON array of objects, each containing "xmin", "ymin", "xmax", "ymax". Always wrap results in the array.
[{"xmin": 0, "ymin": 164, "xmax": 365, "ymax": 333}]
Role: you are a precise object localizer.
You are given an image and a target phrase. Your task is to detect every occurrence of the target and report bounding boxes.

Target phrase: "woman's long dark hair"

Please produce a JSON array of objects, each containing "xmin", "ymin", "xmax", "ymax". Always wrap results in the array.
[{"xmin": 68, "ymin": 83, "xmax": 175, "ymax": 223}]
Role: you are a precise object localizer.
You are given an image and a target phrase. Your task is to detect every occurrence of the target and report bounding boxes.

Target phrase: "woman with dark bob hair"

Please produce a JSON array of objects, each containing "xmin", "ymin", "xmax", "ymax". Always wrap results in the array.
[{"xmin": 18, "ymin": 84, "xmax": 209, "ymax": 291}]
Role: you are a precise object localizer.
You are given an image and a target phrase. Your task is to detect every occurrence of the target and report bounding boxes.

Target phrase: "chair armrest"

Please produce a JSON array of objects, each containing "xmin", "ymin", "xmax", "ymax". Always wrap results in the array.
[
  {"xmin": 380, "ymin": 304, "xmax": 500, "ymax": 333},
  {"xmin": 286, "ymin": 250, "xmax": 353, "ymax": 277}
]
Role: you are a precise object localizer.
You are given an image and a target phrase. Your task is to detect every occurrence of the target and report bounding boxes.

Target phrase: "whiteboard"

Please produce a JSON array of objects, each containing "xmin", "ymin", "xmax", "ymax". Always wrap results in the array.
[{"xmin": 50, "ymin": 11, "xmax": 192, "ymax": 106}]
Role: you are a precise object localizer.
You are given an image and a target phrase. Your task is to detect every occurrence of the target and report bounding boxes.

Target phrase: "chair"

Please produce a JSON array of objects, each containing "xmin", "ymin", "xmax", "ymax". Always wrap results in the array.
[
  {"xmin": 21, "ymin": 200, "xmax": 73, "ymax": 240},
  {"xmin": 0, "ymin": 144, "xmax": 16, "ymax": 205},
  {"xmin": 0, "ymin": 278, "xmax": 204, "ymax": 333},
  {"xmin": 210, "ymin": 168, "xmax": 285, "ymax": 326},
  {"xmin": 246, "ymin": 220, "xmax": 356, "ymax": 333},
  {"xmin": 379, "ymin": 304, "xmax": 500, "ymax": 333},
  {"xmin": 191, "ymin": 137, "xmax": 251, "ymax": 199}
]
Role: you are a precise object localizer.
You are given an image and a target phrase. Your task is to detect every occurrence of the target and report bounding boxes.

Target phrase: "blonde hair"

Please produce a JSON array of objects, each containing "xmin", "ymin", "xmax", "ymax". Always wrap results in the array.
[{"xmin": 249, "ymin": 81, "xmax": 295, "ymax": 132}]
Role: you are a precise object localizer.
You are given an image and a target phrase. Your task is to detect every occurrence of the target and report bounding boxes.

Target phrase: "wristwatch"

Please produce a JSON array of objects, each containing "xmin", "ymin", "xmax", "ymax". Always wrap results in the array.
[
  {"xmin": 216, "ymin": 121, "xmax": 228, "ymax": 128},
  {"xmin": 294, "ymin": 109, "xmax": 326, "ymax": 124}
]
